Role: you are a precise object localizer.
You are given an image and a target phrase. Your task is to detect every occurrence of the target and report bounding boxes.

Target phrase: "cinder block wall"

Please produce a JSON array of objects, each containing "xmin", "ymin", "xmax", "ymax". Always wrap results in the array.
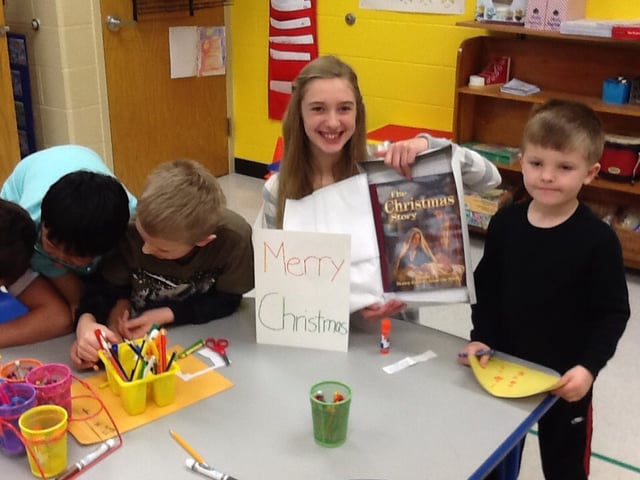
[{"xmin": 4, "ymin": 0, "xmax": 110, "ymax": 164}]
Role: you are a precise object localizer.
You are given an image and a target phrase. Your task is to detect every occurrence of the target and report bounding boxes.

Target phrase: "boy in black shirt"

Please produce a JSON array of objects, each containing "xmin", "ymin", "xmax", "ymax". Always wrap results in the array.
[{"xmin": 459, "ymin": 100, "xmax": 630, "ymax": 479}]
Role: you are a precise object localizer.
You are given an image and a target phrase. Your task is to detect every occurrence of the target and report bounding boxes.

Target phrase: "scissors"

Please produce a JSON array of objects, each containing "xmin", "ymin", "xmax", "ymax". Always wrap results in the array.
[{"xmin": 205, "ymin": 337, "xmax": 230, "ymax": 366}]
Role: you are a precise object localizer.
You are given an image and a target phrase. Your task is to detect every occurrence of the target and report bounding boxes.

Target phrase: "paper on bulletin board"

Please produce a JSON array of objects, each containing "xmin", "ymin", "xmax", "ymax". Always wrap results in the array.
[
  {"xmin": 469, "ymin": 354, "xmax": 561, "ymax": 398},
  {"xmin": 169, "ymin": 26, "xmax": 226, "ymax": 79},
  {"xmin": 359, "ymin": 0, "xmax": 464, "ymax": 14},
  {"xmin": 68, "ymin": 347, "xmax": 233, "ymax": 444},
  {"xmin": 253, "ymin": 228, "xmax": 351, "ymax": 352}
]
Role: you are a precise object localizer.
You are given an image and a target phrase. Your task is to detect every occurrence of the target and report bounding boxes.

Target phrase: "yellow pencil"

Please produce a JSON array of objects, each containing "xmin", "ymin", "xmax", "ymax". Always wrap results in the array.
[{"xmin": 169, "ymin": 430, "xmax": 207, "ymax": 465}]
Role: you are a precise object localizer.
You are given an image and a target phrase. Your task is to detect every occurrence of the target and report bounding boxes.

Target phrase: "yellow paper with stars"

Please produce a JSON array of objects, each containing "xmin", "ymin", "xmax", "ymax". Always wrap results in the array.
[{"xmin": 469, "ymin": 354, "xmax": 561, "ymax": 398}]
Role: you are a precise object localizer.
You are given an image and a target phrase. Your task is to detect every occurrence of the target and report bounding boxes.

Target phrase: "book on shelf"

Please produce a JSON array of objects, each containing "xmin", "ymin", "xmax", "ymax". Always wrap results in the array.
[
  {"xmin": 360, "ymin": 144, "xmax": 476, "ymax": 304},
  {"xmin": 463, "ymin": 142, "xmax": 520, "ymax": 165},
  {"xmin": 611, "ymin": 25, "xmax": 640, "ymax": 39}
]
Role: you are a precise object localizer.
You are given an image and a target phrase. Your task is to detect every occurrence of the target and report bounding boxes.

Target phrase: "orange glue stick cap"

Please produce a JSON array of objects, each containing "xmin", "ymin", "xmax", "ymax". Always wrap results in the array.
[{"xmin": 380, "ymin": 318, "xmax": 392, "ymax": 354}]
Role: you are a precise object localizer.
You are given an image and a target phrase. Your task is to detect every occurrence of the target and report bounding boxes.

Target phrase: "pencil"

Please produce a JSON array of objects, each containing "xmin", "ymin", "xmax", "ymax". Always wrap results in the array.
[{"xmin": 169, "ymin": 430, "xmax": 207, "ymax": 466}]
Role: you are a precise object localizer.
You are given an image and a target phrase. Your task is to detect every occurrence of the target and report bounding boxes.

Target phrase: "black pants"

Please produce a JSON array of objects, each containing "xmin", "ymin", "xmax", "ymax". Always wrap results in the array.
[
  {"xmin": 485, "ymin": 391, "xmax": 592, "ymax": 480},
  {"xmin": 538, "ymin": 391, "xmax": 592, "ymax": 480}
]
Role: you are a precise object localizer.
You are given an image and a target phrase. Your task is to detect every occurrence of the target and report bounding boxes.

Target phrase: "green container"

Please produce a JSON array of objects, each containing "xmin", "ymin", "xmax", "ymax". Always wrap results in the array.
[{"xmin": 309, "ymin": 381, "xmax": 352, "ymax": 448}]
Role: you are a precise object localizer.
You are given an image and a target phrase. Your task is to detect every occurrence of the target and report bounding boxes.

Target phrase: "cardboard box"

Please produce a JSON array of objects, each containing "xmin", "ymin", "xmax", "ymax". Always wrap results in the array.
[
  {"xmin": 545, "ymin": 0, "xmax": 586, "ymax": 31},
  {"xmin": 524, "ymin": 0, "xmax": 547, "ymax": 30},
  {"xmin": 464, "ymin": 185, "xmax": 518, "ymax": 230}
]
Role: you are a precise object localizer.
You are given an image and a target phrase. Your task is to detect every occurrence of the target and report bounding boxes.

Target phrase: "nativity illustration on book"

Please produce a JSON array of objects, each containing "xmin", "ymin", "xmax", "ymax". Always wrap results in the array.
[{"xmin": 371, "ymin": 173, "xmax": 466, "ymax": 293}]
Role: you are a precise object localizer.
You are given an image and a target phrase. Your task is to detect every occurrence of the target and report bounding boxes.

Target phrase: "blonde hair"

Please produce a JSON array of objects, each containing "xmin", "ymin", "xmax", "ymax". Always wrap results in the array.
[
  {"xmin": 136, "ymin": 159, "xmax": 226, "ymax": 244},
  {"xmin": 276, "ymin": 55, "xmax": 367, "ymax": 227},
  {"xmin": 523, "ymin": 99, "xmax": 604, "ymax": 165}
]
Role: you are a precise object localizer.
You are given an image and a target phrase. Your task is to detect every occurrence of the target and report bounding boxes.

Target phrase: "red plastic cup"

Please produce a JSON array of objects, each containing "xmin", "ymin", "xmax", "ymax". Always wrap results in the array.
[{"xmin": 26, "ymin": 364, "xmax": 72, "ymax": 416}]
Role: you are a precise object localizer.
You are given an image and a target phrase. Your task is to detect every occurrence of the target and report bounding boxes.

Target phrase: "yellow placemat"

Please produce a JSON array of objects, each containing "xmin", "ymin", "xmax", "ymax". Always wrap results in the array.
[
  {"xmin": 469, "ymin": 354, "xmax": 560, "ymax": 398},
  {"xmin": 69, "ymin": 346, "xmax": 233, "ymax": 444}
]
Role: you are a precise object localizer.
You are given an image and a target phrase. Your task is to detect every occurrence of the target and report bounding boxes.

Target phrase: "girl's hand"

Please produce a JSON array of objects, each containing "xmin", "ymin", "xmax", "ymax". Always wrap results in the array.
[
  {"xmin": 360, "ymin": 299, "xmax": 406, "ymax": 323},
  {"xmin": 377, "ymin": 137, "xmax": 429, "ymax": 180}
]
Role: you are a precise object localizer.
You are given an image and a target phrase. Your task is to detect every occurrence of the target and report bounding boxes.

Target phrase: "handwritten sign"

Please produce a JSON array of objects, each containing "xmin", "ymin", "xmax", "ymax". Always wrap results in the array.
[{"xmin": 253, "ymin": 229, "xmax": 351, "ymax": 352}]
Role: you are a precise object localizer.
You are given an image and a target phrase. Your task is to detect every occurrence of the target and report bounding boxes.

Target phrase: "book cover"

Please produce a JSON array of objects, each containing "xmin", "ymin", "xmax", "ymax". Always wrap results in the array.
[
  {"xmin": 361, "ymin": 144, "xmax": 476, "ymax": 304},
  {"xmin": 371, "ymin": 173, "xmax": 466, "ymax": 293}
]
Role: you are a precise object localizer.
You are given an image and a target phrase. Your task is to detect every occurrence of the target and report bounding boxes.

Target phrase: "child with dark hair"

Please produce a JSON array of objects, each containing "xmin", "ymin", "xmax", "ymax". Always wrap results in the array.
[
  {"xmin": 0, "ymin": 199, "xmax": 70, "ymax": 347},
  {"xmin": 1, "ymin": 145, "xmax": 136, "ymax": 313}
]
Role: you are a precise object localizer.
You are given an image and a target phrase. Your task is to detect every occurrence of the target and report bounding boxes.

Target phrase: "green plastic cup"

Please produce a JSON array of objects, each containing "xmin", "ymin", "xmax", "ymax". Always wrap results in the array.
[{"xmin": 310, "ymin": 380, "xmax": 352, "ymax": 447}]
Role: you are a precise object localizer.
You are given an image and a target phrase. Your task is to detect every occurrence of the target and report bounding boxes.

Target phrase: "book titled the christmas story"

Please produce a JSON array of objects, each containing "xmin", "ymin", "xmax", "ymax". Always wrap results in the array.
[{"xmin": 360, "ymin": 144, "xmax": 476, "ymax": 304}]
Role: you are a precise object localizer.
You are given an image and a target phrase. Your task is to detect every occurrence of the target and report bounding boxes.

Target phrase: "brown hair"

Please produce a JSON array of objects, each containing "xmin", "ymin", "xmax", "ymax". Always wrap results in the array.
[
  {"xmin": 0, "ymin": 199, "xmax": 36, "ymax": 285},
  {"xmin": 522, "ymin": 99, "xmax": 604, "ymax": 165},
  {"xmin": 276, "ymin": 55, "xmax": 367, "ymax": 227},
  {"xmin": 136, "ymin": 159, "xmax": 226, "ymax": 244}
]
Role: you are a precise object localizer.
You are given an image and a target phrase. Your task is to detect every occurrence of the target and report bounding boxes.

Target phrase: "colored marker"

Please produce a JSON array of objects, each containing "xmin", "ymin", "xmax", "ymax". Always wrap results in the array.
[
  {"xmin": 56, "ymin": 438, "xmax": 117, "ymax": 480},
  {"xmin": 185, "ymin": 458, "xmax": 239, "ymax": 480},
  {"xmin": 177, "ymin": 339, "xmax": 205, "ymax": 359},
  {"xmin": 457, "ymin": 348, "xmax": 496, "ymax": 358}
]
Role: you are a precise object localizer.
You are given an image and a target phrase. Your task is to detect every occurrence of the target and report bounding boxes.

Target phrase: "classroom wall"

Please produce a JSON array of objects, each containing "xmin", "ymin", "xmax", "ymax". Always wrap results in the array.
[
  {"xmin": 230, "ymin": 0, "xmax": 640, "ymax": 167},
  {"xmin": 3, "ymin": 0, "xmax": 110, "ymax": 162}
]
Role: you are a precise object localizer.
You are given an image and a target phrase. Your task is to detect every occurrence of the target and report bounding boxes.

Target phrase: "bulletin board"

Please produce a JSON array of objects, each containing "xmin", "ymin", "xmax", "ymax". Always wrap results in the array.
[{"xmin": 7, "ymin": 33, "xmax": 35, "ymax": 158}]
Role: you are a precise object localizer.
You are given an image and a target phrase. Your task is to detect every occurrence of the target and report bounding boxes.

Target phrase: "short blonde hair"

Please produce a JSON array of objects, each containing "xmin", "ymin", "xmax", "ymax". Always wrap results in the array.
[
  {"xmin": 136, "ymin": 159, "xmax": 226, "ymax": 244},
  {"xmin": 523, "ymin": 99, "xmax": 604, "ymax": 165}
]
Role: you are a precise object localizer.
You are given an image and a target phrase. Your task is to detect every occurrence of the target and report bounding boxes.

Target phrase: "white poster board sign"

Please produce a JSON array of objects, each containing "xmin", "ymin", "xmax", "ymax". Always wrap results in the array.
[{"xmin": 253, "ymin": 229, "xmax": 351, "ymax": 352}]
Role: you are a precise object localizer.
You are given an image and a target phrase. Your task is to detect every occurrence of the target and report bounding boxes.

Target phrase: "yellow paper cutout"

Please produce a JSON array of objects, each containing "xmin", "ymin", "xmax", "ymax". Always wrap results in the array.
[
  {"xmin": 469, "ymin": 354, "xmax": 560, "ymax": 398},
  {"xmin": 68, "ymin": 346, "xmax": 233, "ymax": 444}
]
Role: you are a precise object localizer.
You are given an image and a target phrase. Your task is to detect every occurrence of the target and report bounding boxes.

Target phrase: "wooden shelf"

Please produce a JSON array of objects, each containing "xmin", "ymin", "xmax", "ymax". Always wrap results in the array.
[
  {"xmin": 497, "ymin": 161, "xmax": 640, "ymax": 196},
  {"xmin": 453, "ymin": 33, "xmax": 640, "ymax": 268},
  {"xmin": 458, "ymin": 85, "xmax": 640, "ymax": 117},
  {"xmin": 456, "ymin": 21, "xmax": 640, "ymax": 46}
]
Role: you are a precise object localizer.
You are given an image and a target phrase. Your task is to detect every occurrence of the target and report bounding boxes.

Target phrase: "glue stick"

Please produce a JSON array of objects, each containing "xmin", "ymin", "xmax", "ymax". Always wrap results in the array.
[{"xmin": 380, "ymin": 318, "xmax": 392, "ymax": 354}]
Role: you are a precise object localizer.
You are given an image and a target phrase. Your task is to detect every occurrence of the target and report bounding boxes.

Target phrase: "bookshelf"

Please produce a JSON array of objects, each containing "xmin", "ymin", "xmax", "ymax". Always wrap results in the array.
[{"xmin": 452, "ymin": 29, "xmax": 640, "ymax": 268}]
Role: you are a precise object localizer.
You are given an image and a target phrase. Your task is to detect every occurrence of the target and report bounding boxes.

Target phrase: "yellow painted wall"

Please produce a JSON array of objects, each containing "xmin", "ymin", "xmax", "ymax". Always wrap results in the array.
[{"xmin": 230, "ymin": 1, "xmax": 640, "ymax": 166}]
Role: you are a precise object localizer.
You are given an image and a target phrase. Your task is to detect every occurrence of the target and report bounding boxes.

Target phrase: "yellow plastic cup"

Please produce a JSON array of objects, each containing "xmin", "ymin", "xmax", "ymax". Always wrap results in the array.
[{"xmin": 18, "ymin": 405, "xmax": 68, "ymax": 478}]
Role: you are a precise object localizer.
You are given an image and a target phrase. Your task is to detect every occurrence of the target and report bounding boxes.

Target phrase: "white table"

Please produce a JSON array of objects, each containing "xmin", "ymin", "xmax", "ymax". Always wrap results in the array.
[{"xmin": 2, "ymin": 299, "xmax": 555, "ymax": 480}]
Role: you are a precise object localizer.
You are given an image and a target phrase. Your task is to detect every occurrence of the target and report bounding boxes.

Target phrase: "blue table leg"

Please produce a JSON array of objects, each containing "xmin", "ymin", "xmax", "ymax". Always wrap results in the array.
[{"xmin": 497, "ymin": 441, "xmax": 522, "ymax": 480}]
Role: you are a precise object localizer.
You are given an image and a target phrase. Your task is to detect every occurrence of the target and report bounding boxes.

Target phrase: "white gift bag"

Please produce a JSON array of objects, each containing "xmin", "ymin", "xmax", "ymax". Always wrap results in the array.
[{"xmin": 283, "ymin": 174, "xmax": 384, "ymax": 312}]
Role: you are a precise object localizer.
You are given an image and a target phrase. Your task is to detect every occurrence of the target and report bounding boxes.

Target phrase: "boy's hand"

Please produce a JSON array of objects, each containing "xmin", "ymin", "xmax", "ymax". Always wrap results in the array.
[
  {"xmin": 119, "ymin": 307, "xmax": 174, "ymax": 340},
  {"xmin": 72, "ymin": 314, "xmax": 120, "ymax": 369},
  {"xmin": 458, "ymin": 341, "xmax": 493, "ymax": 367},
  {"xmin": 551, "ymin": 365, "xmax": 594, "ymax": 402},
  {"xmin": 376, "ymin": 137, "xmax": 429, "ymax": 180},
  {"xmin": 360, "ymin": 299, "xmax": 406, "ymax": 323}
]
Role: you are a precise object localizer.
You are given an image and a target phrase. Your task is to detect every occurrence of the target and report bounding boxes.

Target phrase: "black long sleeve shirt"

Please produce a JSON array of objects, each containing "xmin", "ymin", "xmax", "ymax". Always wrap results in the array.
[{"xmin": 471, "ymin": 201, "xmax": 630, "ymax": 377}]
